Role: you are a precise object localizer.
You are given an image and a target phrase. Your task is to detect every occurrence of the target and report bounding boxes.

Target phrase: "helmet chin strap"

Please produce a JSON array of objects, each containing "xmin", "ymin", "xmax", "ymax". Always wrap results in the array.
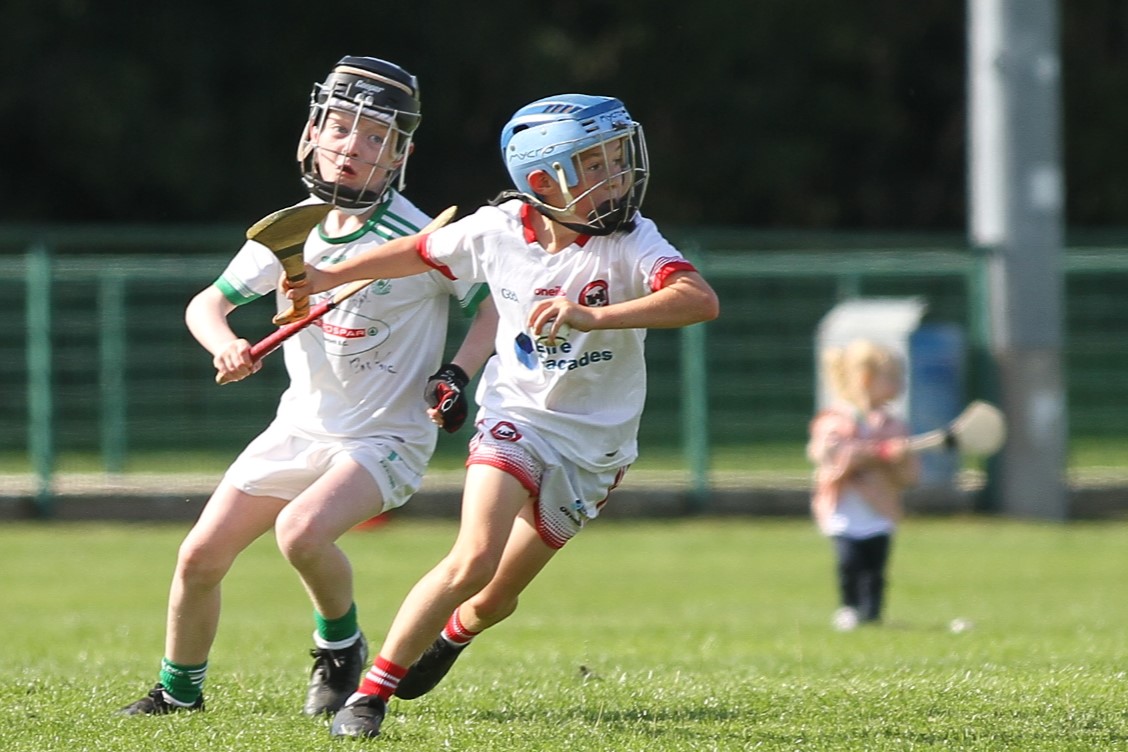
[
  {"xmin": 528, "ymin": 198, "xmax": 600, "ymax": 236},
  {"xmin": 573, "ymin": 200, "xmax": 636, "ymax": 236},
  {"xmin": 303, "ymin": 176, "xmax": 390, "ymax": 211},
  {"xmin": 334, "ymin": 199, "xmax": 380, "ymax": 216},
  {"xmin": 534, "ymin": 199, "xmax": 632, "ymax": 236},
  {"xmin": 488, "ymin": 191, "xmax": 632, "ymax": 237}
]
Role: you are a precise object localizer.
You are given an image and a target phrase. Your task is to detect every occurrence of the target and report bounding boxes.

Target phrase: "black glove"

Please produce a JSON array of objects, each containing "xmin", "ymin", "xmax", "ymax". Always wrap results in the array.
[{"xmin": 425, "ymin": 363, "xmax": 471, "ymax": 433}]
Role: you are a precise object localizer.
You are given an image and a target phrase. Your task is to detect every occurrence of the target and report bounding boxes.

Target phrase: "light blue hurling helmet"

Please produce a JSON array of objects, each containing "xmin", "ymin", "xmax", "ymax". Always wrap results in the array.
[{"xmin": 498, "ymin": 94, "xmax": 649, "ymax": 235}]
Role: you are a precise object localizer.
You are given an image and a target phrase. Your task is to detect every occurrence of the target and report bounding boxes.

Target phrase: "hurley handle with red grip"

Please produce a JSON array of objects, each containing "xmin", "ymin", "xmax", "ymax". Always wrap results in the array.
[{"xmin": 215, "ymin": 276, "xmax": 373, "ymax": 385}]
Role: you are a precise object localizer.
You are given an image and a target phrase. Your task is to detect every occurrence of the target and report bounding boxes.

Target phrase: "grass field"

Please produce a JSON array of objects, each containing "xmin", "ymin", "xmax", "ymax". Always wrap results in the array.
[{"xmin": 1, "ymin": 518, "xmax": 1125, "ymax": 751}]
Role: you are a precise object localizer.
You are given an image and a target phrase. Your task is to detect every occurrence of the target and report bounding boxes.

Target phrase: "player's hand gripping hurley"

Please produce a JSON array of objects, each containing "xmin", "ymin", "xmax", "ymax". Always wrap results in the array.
[
  {"xmin": 217, "ymin": 205, "xmax": 458, "ymax": 385},
  {"xmin": 906, "ymin": 400, "xmax": 1006, "ymax": 456}
]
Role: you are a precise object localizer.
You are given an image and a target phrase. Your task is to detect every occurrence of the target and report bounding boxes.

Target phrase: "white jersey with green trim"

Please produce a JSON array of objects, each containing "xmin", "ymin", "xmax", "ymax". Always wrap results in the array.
[
  {"xmin": 216, "ymin": 193, "xmax": 485, "ymax": 451},
  {"xmin": 420, "ymin": 199, "xmax": 697, "ymax": 472}
]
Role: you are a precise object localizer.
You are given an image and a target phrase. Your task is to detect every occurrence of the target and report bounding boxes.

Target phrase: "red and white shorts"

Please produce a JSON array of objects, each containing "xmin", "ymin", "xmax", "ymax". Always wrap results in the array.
[{"xmin": 468, "ymin": 417, "xmax": 628, "ymax": 549}]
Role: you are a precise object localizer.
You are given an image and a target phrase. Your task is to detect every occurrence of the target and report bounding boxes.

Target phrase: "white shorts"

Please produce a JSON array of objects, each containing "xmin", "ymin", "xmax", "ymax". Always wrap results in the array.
[
  {"xmin": 223, "ymin": 421, "xmax": 427, "ymax": 514},
  {"xmin": 468, "ymin": 417, "xmax": 628, "ymax": 549}
]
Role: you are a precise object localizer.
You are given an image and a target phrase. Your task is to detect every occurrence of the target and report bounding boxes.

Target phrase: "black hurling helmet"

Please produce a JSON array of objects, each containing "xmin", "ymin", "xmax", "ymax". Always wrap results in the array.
[{"xmin": 297, "ymin": 56, "xmax": 422, "ymax": 210}]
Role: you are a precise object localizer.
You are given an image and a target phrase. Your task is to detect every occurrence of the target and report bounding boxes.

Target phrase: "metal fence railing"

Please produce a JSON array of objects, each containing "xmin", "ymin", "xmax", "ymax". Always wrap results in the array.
[{"xmin": 7, "ymin": 230, "xmax": 1128, "ymax": 515}]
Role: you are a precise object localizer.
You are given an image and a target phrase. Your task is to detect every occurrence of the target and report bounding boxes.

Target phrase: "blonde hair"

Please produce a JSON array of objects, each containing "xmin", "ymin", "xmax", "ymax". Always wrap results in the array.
[{"xmin": 823, "ymin": 339, "xmax": 903, "ymax": 410}]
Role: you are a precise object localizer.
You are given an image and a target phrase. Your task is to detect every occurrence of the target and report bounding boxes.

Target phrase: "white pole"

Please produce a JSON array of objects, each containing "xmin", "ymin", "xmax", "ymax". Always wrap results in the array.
[{"xmin": 969, "ymin": 0, "xmax": 1006, "ymax": 249}]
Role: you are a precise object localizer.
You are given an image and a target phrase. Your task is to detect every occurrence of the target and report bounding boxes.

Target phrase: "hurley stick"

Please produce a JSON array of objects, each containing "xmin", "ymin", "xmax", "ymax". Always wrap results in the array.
[
  {"xmin": 906, "ymin": 400, "xmax": 1006, "ymax": 456},
  {"xmin": 271, "ymin": 204, "xmax": 457, "ymax": 324},
  {"xmin": 217, "ymin": 206, "xmax": 458, "ymax": 384},
  {"xmin": 243, "ymin": 202, "xmax": 334, "ymax": 325}
]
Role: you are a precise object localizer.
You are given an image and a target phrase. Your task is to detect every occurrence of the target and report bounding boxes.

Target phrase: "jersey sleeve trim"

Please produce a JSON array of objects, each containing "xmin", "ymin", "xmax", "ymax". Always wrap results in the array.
[
  {"xmin": 650, "ymin": 259, "xmax": 698, "ymax": 291},
  {"xmin": 459, "ymin": 284, "xmax": 491, "ymax": 316},
  {"xmin": 215, "ymin": 275, "xmax": 262, "ymax": 306},
  {"xmin": 417, "ymin": 234, "xmax": 457, "ymax": 280}
]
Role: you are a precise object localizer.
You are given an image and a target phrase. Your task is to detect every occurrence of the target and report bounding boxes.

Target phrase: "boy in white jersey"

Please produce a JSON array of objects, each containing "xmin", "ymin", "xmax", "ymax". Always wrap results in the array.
[
  {"xmin": 118, "ymin": 56, "xmax": 497, "ymax": 719},
  {"xmin": 285, "ymin": 93, "xmax": 719, "ymax": 739}
]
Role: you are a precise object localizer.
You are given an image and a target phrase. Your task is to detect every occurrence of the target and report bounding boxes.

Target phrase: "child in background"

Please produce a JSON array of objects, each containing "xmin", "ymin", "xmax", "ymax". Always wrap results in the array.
[{"xmin": 807, "ymin": 339, "xmax": 920, "ymax": 631}]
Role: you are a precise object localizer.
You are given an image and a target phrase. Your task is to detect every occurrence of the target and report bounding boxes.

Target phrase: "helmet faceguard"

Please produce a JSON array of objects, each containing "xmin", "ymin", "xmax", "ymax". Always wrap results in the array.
[
  {"xmin": 297, "ymin": 56, "xmax": 421, "ymax": 211},
  {"xmin": 499, "ymin": 94, "xmax": 649, "ymax": 235}
]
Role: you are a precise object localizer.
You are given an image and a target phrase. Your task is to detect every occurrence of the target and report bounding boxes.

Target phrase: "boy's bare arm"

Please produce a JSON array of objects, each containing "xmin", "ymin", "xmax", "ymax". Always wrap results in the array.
[
  {"xmin": 291, "ymin": 234, "xmax": 430, "ymax": 297},
  {"xmin": 449, "ymin": 295, "xmax": 499, "ymax": 377},
  {"xmin": 185, "ymin": 286, "xmax": 262, "ymax": 383}
]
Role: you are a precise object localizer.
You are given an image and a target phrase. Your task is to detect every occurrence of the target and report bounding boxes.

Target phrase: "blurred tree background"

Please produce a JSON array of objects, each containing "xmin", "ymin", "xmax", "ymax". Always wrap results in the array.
[{"xmin": 3, "ymin": 0, "xmax": 1124, "ymax": 230}]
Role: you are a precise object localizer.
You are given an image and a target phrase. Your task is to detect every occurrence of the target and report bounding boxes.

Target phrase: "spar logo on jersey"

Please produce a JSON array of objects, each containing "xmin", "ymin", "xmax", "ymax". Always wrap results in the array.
[
  {"xmin": 490, "ymin": 422, "xmax": 521, "ymax": 442},
  {"xmin": 579, "ymin": 280, "xmax": 610, "ymax": 307},
  {"xmin": 316, "ymin": 311, "xmax": 392, "ymax": 357}
]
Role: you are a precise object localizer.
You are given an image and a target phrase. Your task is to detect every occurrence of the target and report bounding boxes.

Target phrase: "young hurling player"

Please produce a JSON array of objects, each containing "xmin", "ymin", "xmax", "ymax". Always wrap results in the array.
[
  {"xmin": 284, "ymin": 93, "xmax": 720, "ymax": 738},
  {"xmin": 119, "ymin": 56, "xmax": 497, "ymax": 719},
  {"xmin": 808, "ymin": 340, "xmax": 919, "ymax": 631}
]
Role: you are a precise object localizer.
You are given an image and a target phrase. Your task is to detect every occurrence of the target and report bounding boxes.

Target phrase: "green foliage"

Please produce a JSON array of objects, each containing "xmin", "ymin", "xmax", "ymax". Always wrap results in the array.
[
  {"xmin": 4, "ymin": 4, "xmax": 1124, "ymax": 229},
  {"xmin": 0, "ymin": 519, "xmax": 1125, "ymax": 750}
]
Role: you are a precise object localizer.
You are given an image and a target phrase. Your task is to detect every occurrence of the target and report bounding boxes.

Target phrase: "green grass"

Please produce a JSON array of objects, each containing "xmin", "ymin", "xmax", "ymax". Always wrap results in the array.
[{"xmin": 1, "ymin": 518, "xmax": 1125, "ymax": 750}]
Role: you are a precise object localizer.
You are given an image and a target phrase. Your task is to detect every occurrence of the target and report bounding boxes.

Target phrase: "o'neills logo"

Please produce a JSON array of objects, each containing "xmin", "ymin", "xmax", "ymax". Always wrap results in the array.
[{"xmin": 534, "ymin": 285, "xmax": 563, "ymax": 296}]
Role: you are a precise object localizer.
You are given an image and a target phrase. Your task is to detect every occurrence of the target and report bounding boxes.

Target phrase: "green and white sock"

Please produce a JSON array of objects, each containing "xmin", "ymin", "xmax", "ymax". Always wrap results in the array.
[
  {"xmin": 314, "ymin": 603, "xmax": 360, "ymax": 649},
  {"xmin": 159, "ymin": 657, "xmax": 207, "ymax": 705}
]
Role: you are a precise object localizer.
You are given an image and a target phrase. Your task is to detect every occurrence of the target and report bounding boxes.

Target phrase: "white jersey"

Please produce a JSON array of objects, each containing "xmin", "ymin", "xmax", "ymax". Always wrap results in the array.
[
  {"xmin": 421, "ymin": 200, "xmax": 696, "ymax": 472},
  {"xmin": 215, "ymin": 192, "xmax": 485, "ymax": 459}
]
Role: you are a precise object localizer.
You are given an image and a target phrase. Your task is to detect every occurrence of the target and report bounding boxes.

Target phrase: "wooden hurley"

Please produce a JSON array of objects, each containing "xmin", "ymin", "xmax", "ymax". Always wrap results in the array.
[
  {"xmin": 243, "ymin": 202, "xmax": 334, "ymax": 325},
  {"xmin": 216, "ymin": 205, "xmax": 458, "ymax": 384}
]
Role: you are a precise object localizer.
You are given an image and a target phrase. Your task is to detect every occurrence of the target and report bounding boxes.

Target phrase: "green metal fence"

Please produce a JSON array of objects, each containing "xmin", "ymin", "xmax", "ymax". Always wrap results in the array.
[{"xmin": 7, "ymin": 229, "xmax": 1128, "ymax": 515}]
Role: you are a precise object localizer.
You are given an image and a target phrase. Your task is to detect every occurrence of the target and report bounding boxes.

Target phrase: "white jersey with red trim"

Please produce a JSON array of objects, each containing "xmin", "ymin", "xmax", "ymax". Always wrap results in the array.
[
  {"xmin": 216, "ymin": 193, "xmax": 485, "ymax": 457},
  {"xmin": 421, "ymin": 199, "xmax": 697, "ymax": 472}
]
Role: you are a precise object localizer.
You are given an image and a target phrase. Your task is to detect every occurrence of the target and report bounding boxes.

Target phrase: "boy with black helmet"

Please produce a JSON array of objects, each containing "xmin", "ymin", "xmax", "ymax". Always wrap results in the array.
[
  {"xmin": 297, "ymin": 56, "xmax": 421, "ymax": 211},
  {"xmin": 118, "ymin": 56, "xmax": 497, "ymax": 719}
]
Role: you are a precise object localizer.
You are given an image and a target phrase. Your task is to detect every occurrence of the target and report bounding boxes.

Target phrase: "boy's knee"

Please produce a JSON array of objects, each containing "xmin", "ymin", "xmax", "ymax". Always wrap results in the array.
[
  {"xmin": 469, "ymin": 594, "xmax": 519, "ymax": 626},
  {"xmin": 175, "ymin": 542, "xmax": 229, "ymax": 588},
  {"xmin": 274, "ymin": 507, "xmax": 335, "ymax": 563},
  {"xmin": 441, "ymin": 553, "xmax": 499, "ymax": 596}
]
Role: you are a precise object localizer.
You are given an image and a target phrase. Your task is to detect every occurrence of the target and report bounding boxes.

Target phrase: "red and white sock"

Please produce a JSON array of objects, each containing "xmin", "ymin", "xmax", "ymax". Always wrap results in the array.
[
  {"xmin": 440, "ymin": 607, "xmax": 480, "ymax": 647},
  {"xmin": 353, "ymin": 655, "xmax": 407, "ymax": 702}
]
